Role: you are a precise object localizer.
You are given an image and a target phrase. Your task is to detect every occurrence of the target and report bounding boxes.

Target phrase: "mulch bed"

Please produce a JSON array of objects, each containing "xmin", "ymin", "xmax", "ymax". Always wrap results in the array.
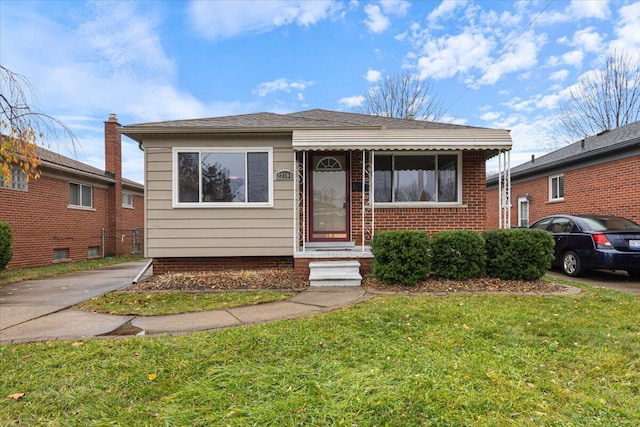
[{"xmin": 126, "ymin": 268, "xmax": 570, "ymax": 295}]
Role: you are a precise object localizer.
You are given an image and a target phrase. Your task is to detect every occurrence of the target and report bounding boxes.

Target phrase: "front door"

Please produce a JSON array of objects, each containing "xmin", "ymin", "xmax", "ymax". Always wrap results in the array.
[{"xmin": 309, "ymin": 152, "xmax": 350, "ymax": 241}]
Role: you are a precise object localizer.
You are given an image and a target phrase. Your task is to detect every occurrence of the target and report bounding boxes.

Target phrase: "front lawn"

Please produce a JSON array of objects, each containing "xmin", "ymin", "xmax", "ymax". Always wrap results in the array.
[
  {"xmin": 2, "ymin": 285, "xmax": 639, "ymax": 426},
  {"xmin": 77, "ymin": 290, "xmax": 294, "ymax": 315}
]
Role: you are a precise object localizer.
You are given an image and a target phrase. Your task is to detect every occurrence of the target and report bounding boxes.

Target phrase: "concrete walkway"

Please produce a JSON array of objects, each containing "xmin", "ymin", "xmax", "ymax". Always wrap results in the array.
[{"xmin": 0, "ymin": 261, "xmax": 372, "ymax": 344}]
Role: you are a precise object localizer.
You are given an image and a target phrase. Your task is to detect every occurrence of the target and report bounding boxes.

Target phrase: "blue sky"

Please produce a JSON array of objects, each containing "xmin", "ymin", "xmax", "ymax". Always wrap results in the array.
[{"xmin": 1, "ymin": 0, "xmax": 639, "ymax": 184}]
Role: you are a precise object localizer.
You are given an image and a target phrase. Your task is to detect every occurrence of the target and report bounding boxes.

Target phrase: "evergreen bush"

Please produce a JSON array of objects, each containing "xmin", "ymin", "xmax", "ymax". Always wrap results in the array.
[
  {"xmin": 0, "ymin": 221, "xmax": 13, "ymax": 272},
  {"xmin": 484, "ymin": 228, "xmax": 554, "ymax": 280},
  {"xmin": 371, "ymin": 230, "xmax": 431, "ymax": 285},
  {"xmin": 431, "ymin": 230, "xmax": 485, "ymax": 280}
]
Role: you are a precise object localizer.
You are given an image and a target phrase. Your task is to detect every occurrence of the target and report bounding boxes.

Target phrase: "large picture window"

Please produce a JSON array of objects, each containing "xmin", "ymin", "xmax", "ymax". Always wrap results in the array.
[
  {"xmin": 175, "ymin": 148, "xmax": 272, "ymax": 206},
  {"xmin": 373, "ymin": 153, "xmax": 460, "ymax": 204}
]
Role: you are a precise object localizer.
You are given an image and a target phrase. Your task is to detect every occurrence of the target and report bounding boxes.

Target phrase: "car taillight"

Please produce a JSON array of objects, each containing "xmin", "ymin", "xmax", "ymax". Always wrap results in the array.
[{"xmin": 593, "ymin": 233, "xmax": 612, "ymax": 247}]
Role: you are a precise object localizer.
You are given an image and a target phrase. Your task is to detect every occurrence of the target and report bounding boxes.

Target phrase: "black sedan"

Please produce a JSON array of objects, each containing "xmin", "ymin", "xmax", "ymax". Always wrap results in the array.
[{"xmin": 530, "ymin": 214, "xmax": 640, "ymax": 278}]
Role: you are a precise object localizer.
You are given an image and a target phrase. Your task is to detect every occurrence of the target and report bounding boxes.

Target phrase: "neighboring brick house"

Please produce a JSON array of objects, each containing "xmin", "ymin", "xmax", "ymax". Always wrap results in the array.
[
  {"xmin": 0, "ymin": 114, "xmax": 144, "ymax": 269},
  {"xmin": 121, "ymin": 109, "xmax": 512, "ymax": 280},
  {"xmin": 487, "ymin": 121, "xmax": 640, "ymax": 230}
]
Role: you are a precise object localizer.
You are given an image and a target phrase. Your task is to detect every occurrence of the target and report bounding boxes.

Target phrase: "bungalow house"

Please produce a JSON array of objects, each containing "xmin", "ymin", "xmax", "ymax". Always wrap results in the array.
[
  {"xmin": 486, "ymin": 120, "xmax": 640, "ymax": 229},
  {"xmin": 0, "ymin": 114, "xmax": 144, "ymax": 269},
  {"xmin": 121, "ymin": 109, "xmax": 512, "ymax": 283}
]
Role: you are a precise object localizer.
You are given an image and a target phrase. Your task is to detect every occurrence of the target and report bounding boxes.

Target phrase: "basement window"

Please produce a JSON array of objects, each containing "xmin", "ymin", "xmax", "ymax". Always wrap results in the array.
[
  {"xmin": 53, "ymin": 248, "xmax": 70, "ymax": 262},
  {"xmin": 88, "ymin": 246, "xmax": 101, "ymax": 258}
]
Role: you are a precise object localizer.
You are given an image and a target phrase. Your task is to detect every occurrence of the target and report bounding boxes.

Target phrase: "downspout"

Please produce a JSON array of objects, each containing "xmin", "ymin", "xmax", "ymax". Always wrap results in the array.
[{"xmin": 132, "ymin": 259, "xmax": 153, "ymax": 284}]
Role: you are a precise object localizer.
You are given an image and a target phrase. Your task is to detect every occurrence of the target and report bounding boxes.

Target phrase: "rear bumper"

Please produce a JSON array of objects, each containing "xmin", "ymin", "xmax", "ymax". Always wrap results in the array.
[{"xmin": 581, "ymin": 249, "xmax": 640, "ymax": 271}]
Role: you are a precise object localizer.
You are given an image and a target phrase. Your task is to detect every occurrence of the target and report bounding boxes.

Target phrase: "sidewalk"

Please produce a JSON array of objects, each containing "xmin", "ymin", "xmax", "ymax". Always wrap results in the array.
[{"xmin": 1, "ymin": 261, "xmax": 372, "ymax": 344}]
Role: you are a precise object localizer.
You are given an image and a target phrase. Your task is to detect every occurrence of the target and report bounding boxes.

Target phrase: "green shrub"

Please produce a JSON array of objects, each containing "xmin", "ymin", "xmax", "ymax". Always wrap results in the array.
[
  {"xmin": 0, "ymin": 221, "xmax": 13, "ymax": 272},
  {"xmin": 484, "ymin": 228, "xmax": 554, "ymax": 281},
  {"xmin": 431, "ymin": 230, "xmax": 485, "ymax": 280},
  {"xmin": 371, "ymin": 230, "xmax": 431, "ymax": 285}
]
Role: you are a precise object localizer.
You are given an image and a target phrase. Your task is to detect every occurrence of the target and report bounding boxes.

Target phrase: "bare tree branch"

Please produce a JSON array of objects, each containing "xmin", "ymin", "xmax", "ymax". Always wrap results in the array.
[
  {"xmin": 559, "ymin": 51, "xmax": 640, "ymax": 141},
  {"xmin": 354, "ymin": 71, "xmax": 447, "ymax": 121},
  {"xmin": 1, "ymin": 65, "xmax": 77, "ymax": 184}
]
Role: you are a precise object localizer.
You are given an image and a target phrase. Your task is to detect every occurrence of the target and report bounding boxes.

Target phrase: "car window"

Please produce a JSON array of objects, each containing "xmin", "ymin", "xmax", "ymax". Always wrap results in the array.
[
  {"xmin": 582, "ymin": 216, "xmax": 640, "ymax": 231},
  {"xmin": 531, "ymin": 218, "xmax": 552, "ymax": 231},
  {"xmin": 549, "ymin": 217, "xmax": 574, "ymax": 233}
]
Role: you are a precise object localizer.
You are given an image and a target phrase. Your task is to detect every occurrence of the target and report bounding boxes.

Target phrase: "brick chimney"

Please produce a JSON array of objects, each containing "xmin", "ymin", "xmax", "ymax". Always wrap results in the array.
[{"xmin": 104, "ymin": 113, "xmax": 122, "ymax": 256}]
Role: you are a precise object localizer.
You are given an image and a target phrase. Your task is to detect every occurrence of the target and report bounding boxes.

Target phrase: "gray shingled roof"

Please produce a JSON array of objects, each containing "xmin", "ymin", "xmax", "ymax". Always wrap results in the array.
[
  {"xmin": 37, "ymin": 146, "xmax": 143, "ymax": 189},
  {"xmin": 122, "ymin": 108, "xmax": 484, "ymax": 134},
  {"xmin": 488, "ymin": 120, "xmax": 640, "ymax": 184}
]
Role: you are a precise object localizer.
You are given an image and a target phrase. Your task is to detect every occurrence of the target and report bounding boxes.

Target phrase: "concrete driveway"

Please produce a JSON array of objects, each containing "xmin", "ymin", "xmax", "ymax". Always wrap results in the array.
[
  {"xmin": 0, "ymin": 260, "xmax": 151, "ymax": 335},
  {"xmin": 547, "ymin": 269, "xmax": 640, "ymax": 295}
]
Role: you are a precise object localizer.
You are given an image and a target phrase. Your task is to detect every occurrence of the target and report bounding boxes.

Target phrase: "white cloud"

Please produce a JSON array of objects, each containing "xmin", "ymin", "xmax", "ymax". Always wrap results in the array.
[
  {"xmin": 338, "ymin": 95, "xmax": 365, "ymax": 108},
  {"xmin": 363, "ymin": 4, "xmax": 389, "ymax": 33},
  {"xmin": 476, "ymin": 32, "xmax": 542, "ymax": 86},
  {"xmin": 562, "ymin": 50, "xmax": 584, "ymax": 68},
  {"xmin": 611, "ymin": 2, "xmax": 640, "ymax": 52},
  {"xmin": 571, "ymin": 27, "xmax": 605, "ymax": 53},
  {"xmin": 566, "ymin": 0, "xmax": 610, "ymax": 20},
  {"xmin": 538, "ymin": 0, "xmax": 611, "ymax": 24},
  {"xmin": 417, "ymin": 30, "xmax": 493, "ymax": 79},
  {"xmin": 364, "ymin": 69, "xmax": 382, "ymax": 83},
  {"xmin": 549, "ymin": 69, "xmax": 569, "ymax": 81},
  {"xmin": 253, "ymin": 78, "xmax": 314, "ymax": 96},
  {"xmin": 427, "ymin": 0, "xmax": 468, "ymax": 24},
  {"xmin": 379, "ymin": 0, "xmax": 410, "ymax": 16},
  {"xmin": 363, "ymin": 0, "xmax": 410, "ymax": 33},
  {"xmin": 480, "ymin": 111, "xmax": 501, "ymax": 121},
  {"xmin": 187, "ymin": 0, "xmax": 343, "ymax": 40}
]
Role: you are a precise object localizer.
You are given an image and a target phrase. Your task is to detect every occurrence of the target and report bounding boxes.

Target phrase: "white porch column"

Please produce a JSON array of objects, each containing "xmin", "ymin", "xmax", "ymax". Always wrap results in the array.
[{"xmin": 498, "ymin": 149, "xmax": 511, "ymax": 229}]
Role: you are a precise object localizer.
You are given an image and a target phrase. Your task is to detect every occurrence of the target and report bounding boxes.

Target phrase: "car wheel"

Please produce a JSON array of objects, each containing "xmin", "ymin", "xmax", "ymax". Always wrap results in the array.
[
  {"xmin": 562, "ymin": 251, "xmax": 583, "ymax": 277},
  {"xmin": 627, "ymin": 270, "xmax": 640, "ymax": 280}
]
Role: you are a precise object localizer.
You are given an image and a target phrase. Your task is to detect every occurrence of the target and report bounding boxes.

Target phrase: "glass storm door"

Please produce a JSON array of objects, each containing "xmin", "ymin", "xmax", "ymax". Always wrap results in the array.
[{"xmin": 310, "ymin": 153, "xmax": 350, "ymax": 241}]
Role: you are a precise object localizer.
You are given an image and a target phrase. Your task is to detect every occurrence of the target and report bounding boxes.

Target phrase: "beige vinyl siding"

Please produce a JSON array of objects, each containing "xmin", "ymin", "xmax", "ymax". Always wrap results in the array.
[{"xmin": 144, "ymin": 136, "xmax": 294, "ymax": 258}]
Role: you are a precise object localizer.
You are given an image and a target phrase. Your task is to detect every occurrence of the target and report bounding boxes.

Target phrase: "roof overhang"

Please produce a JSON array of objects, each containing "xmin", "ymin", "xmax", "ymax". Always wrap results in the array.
[{"xmin": 292, "ymin": 129, "xmax": 512, "ymax": 157}]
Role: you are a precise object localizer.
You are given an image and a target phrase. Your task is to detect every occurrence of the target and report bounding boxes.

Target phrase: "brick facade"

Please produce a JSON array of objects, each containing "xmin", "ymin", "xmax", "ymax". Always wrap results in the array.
[
  {"xmin": 487, "ymin": 154, "xmax": 640, "ymax": 229},
  {"xmin": 152, "ymin": 256, "xmax": 293, "ymax": 275},
  {"xmin": 0, "ymin": 115, "xmax": 144, "ymax": 269}
]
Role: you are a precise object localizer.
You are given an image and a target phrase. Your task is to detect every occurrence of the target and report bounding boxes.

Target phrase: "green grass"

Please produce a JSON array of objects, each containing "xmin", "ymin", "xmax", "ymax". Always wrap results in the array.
[
  {"xmin": 2, "ymin": 284, "xmax": 639, "ymax": 426},
  {"xmin": 77, "ymin": 290, "xmax": 294, "ymax": 315},
  {"xmin": 0, "ymin": 256, "xmax": 142, "ymax": 287}
]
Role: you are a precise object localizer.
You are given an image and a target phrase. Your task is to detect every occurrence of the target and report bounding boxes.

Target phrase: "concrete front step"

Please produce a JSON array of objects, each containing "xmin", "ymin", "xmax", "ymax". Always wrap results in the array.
[{"xmin": 309, "ymin": 260, "xmax": 362, "ymax": 287}]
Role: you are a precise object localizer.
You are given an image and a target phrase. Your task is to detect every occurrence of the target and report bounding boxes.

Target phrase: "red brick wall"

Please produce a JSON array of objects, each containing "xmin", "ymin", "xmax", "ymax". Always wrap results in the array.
[
  {"xmin": 152, "ymin": 256, "xmax": 293, "ymax": 275},
  {"xmin": 486, "ymin": 155, "xmax": 640, "ymax": 229},
  {"xmin": 1, "ymin": 174, "xmax": 109, "ymax": 269},
  {"xmin": 0, "ymin": 115, "xmax": 144, "ymax": 270}
]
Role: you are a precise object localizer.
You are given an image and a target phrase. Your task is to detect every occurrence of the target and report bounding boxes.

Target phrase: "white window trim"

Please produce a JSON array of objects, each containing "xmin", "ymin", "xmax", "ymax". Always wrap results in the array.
[
  {"xmin": 517, "ymin": 196, "xmax": 529, "ymax": 228},
  {"xmin": 122, "ymin": 192, "xmax": 134, "ymax": 209},
  {"xmin": 172, "ymin": 147, "xmax": 274, "ymax": 208},
  {"xmin": 548, "ymin": 174, "xmax": 564, "ymax": 202},
  {"xmin": 68, "ymin": 182, "xmax": 94, "ymax": 210},
  {"xmin": 372, "ymin": 151, "xmax": 463, "ymax": 207}
]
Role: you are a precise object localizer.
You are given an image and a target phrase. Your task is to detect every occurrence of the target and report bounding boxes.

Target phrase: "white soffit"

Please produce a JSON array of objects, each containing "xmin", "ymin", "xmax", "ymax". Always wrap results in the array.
[{"xmin": 292, "ymin": 128, "xmax": 512, "ymax": 151}]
